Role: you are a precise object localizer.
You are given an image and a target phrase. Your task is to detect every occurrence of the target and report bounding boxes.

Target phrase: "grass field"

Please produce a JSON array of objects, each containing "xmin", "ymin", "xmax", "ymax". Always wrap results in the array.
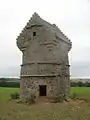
[
  {"xmin": 70, "ymin": 87, "xmax": 90, "ymax": 100},
  {"xmin": 0, "ymin": 87, "xmax": 20, "ymax": 102},
  {"xmin": 1, "ymin": 101, "xmax": 90, "ymax": 120},
  {"xmin": 0, "ymin": 87, "xmax": 90, "ymax": 102},
  {"xmin": 0, "ymin": 87, "xmax": 90, "ymax": 120}
]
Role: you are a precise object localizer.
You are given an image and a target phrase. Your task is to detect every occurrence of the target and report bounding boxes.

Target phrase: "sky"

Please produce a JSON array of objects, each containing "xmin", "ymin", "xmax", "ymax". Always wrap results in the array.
[{"xmin": 0, "ymin": 0, "xmax": 90, "ymax": 78}]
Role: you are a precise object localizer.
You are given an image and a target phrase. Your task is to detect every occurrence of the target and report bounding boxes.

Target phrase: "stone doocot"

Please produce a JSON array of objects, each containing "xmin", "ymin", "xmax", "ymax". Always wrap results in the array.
[{"xmin": 16, "ymin": 12, "xmax": 72, "ymax": 100}]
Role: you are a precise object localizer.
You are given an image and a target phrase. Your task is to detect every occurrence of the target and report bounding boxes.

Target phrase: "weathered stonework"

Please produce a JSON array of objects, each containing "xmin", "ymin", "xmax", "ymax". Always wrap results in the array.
[{"xmin": 16, "ymin": 12, "xmax": 72, "ymax": 100}]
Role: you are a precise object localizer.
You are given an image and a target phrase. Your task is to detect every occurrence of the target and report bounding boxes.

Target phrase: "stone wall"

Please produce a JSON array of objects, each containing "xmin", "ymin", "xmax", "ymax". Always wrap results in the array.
[
  {"xmin": 21, "ymin": 26, "xmax": 69, "ymax": 64},
  {"xmin": 20, "ymin": 75, "xmax": 70, "ymax": 100},
  {"xmin": 21, "ymin": 63, "xmax": 69, "ymax": 76},
  {"xmin": 17, "ymin": 13, "xmax": 72, "ymax": 100}
]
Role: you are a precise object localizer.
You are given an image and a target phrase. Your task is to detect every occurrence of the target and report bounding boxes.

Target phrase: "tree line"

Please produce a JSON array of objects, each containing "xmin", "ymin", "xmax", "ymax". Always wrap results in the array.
[{"xmin": 0, "ymin": 78, "xmax": 90, "ymax": 87}]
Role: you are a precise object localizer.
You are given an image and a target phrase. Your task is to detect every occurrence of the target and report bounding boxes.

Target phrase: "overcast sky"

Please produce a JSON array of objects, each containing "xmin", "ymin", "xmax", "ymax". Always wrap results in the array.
[{"xmin": 0, "ymin": 0, "xmax": 90, "ymax": 78}]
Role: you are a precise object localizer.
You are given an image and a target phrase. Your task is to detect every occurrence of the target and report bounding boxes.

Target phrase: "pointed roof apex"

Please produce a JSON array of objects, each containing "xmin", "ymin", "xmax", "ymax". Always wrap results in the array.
[
  {"xmin": 33, "ymin": 12, "xmax": 40, "ymax": 16},
  {"xmin": 31, "ymin": 12, "xmax": 40, "ymax": 20}
]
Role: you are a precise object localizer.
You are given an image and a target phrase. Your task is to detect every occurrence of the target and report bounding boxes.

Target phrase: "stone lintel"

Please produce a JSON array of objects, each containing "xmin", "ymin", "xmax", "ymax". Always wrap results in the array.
[
  {"xmin": 20, "ymin": 74, "xmax": 61, "ymax": 78},
  {"xmin": 21, "ymin": 62, "xmax": 70, "ymax": 66}
]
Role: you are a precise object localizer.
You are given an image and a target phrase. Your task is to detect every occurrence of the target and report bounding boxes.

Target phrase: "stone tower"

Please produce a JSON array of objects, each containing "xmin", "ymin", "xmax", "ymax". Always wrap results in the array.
[{"xmin": 16, "ymin": 13, "xmax": 72, "ymax": 100}]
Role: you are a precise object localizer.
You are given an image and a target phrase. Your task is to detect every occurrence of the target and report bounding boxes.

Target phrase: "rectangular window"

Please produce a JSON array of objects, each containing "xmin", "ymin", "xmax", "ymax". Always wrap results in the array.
[{"xmin": 33, "ymin": 32, "xmax": 36, "ymax": 36}]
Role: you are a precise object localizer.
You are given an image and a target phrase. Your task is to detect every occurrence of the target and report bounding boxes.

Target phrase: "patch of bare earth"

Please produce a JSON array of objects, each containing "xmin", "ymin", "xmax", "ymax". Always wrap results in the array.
[{"xmin": 36, "ymin": 96, "xmax": 49, "ymax": 104}]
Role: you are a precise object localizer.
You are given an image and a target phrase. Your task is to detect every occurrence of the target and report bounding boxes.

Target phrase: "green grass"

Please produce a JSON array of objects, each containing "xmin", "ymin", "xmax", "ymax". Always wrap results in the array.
[
  {"xmin": 70, "ymin": 87, "xmax": 90, "ymax": 100},
  {"xmin": 0, "ymin": 87, "xmax": 90, "ymax": 102},
  {"xmin": 0, "ymin": 87, "xmax": 20, "ymax": 102},
  {"xmin": 0, "ymin": 87, "xmax": 90, "ymax": 120}
]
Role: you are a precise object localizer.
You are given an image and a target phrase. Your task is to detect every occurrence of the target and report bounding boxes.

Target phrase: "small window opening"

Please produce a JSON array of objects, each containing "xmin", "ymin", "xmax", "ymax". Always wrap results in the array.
[{"xmin": 33, "ymin": 32, "xmax": 36, "ymax": 36}]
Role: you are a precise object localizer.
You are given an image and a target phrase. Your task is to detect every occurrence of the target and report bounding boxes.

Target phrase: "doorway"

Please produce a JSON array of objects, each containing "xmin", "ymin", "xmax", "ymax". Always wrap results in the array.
[{"xmin": 39, "ymin": 85, "xmax": 47, "ymax": 96}]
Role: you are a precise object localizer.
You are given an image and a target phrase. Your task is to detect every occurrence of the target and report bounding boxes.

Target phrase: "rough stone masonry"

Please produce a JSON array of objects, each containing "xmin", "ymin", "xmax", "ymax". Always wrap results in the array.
[{"xmin": 16, "ymin": 12, "xmax": 72, "ymax": 100}]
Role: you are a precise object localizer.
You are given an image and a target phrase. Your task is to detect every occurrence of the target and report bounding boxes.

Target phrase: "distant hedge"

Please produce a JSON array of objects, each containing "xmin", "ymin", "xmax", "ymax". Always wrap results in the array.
[
  {"xmin": 0, "ymin": 79, "xmax": 90, "ymax": 88},
  {"xmin": 71, "ymin": 81, "xmax": 90, "ymax": 87},
  {"xmin": 0, "ymin": 80, "xmax": 20, "ymax": 88}
]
